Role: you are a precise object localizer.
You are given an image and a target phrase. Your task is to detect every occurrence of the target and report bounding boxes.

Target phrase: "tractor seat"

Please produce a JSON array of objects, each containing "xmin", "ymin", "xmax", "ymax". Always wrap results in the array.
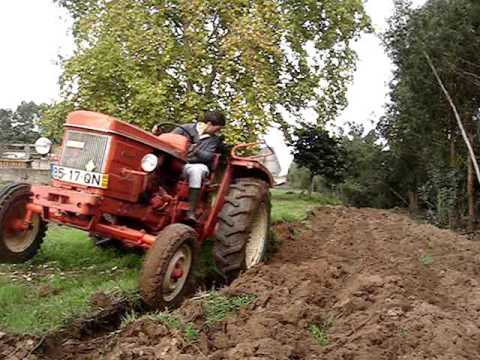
[
  {"xmin": 209, "ymin": 153, "xmax": 221, "ymax": 179},
  {"xmin": 158, "ymin": 133, "xmax": 189, "ymax": 155}
]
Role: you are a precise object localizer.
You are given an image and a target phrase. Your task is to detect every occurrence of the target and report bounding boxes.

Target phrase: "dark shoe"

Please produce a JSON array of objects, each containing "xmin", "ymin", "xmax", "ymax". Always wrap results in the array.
[{"xmin": 185, "ymin": 209, "xmax": 198, "ymax": 223}]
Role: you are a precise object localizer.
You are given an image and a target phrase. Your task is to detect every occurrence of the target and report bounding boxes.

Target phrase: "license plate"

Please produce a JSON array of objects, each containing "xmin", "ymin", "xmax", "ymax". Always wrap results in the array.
[{"xmin": 51, "ymin": 165, "xmax": 109, "ymax": 189}]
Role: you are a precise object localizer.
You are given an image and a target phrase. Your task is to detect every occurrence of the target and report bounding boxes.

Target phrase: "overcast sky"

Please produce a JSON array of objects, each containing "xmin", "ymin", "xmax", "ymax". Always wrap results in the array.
[
  {"xmin": 0, "ymin": 0, "xmax": 73, "ymax": 109},
  {"xmin": 337, "ymin": 0, "xmax": 426, "ymax": 129},
  {"xmin": 0, "ymin": 0, "xmax": 426, "ymax": 174}
]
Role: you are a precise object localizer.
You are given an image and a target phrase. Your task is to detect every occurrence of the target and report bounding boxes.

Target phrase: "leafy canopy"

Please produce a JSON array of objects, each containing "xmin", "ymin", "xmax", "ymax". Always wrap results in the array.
[
  {"xmin": 44, "ymin": 0, "xmax": 370, "ymax": 142},
  {"xmin": 0, "ymin": 102, "xmax": 44, "ymax": 143},
  {"xmin": 287, "ymin": 124, "xmax": 347, "ymax": 186}
]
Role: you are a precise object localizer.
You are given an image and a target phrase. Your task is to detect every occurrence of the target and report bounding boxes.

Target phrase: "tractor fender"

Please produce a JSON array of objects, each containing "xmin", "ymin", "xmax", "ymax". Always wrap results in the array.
[{"xmin": 230, "ymin": 159, "xmax": 274, "ymax": 187}]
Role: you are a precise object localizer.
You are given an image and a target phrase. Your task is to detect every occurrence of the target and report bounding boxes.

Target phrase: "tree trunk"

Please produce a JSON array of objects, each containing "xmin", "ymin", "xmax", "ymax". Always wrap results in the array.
[
  {"xmin": 424, "ymin": 51, "xmax": 480, "ymax": 231},
  {"xmin": 449, "ymin": 120, "xmax": 456, "ymax": 167},
  {"xmin": 424, "ymin": 51, "xmax": 480, "ymax": 185},
  {"xmin": 467, "ymin": 131, "xmax": 477, "ymax": 231},
  {"xmin": 448, "ymin": 119, "xmax": 458, "ymax": 228},
  {"xmin": 407, "ymin": 191, "xmax": 418, "ymax": 214},
  {"xmin": 308, "ymin": 175, "xmax": 314, "ymax": 197}
]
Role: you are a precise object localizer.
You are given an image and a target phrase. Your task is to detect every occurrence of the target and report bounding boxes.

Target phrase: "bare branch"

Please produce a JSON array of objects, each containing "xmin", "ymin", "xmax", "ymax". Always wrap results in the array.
[{"xmin": 423, "ymin": 50, "xmax": 480, "ymax": 186}]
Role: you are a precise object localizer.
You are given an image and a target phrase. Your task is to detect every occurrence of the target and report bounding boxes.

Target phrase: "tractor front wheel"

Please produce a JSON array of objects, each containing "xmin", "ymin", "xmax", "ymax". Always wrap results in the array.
[
  {"xmin": 139, "ymin": 224, "xmax": 197, "ymax": 309},
  {"xmin": 0, "ymin": 183, "xmax": 46, "ymax": 263},
  {"xmin": 213, "ymin": 178, "xmax": 271, "ymax": 283}
]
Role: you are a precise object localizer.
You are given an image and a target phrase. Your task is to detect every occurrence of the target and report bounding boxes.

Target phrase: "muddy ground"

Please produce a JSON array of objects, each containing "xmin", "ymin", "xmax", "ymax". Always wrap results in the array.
[{"xmin": 3, "ymin": 206, "xmax": 480, "ymax": 359}]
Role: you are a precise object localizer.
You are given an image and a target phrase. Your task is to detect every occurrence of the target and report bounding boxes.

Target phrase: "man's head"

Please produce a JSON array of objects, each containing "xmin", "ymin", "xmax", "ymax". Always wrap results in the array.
[{"xmin": 202, "ymin": 111, "xmax": 225, "ymax": 135}]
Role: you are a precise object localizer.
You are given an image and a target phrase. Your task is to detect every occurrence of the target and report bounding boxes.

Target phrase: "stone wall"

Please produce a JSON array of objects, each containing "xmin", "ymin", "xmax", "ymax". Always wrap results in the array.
[{"xmin": 0, "ymin": 168, "xmax": 50, "ymax": 184}]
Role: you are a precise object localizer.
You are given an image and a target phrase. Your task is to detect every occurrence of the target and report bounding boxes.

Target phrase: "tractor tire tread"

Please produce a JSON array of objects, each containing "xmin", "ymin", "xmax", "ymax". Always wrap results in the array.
[
  {"xmin": 0, "ymin": 183, "xmax": 46, "ymax": 263},
  {"xmin": 139, "ymin": 223, "xmax": 197, "ymax": 309},
  {"xmin": 213, "ymin": 177, "xmax": 270, "ymax": 282}
]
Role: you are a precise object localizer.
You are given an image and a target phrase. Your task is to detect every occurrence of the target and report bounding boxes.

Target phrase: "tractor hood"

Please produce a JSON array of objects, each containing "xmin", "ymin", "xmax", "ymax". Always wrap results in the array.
[{"xmin": 64, "ymin": 111, "xmax": 187, "ymax": 160}]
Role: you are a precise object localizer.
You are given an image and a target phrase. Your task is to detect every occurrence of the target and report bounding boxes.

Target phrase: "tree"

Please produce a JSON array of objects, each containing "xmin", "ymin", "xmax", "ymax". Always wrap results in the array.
[
  {"xmin": 287, "ymin": 124, "xmax": 346, "ymax": 196},
  {"xmin": 12, "ymin": 102, "xmax": 44, "ymax": 143},
  {"xmin": 380, "ymin": 0, "xmax": 480, "ymax": 228},
  {"xmin": 0, "ymin": 109, "xmax": 14, "ymax": 143},
  {"xmin": 339, "ymin": 123, "xmax": 399, "ymax": 208},
  {"xmin": 0, "ymin": 102, "xmax": 43, "ymax": 143},
  {"xmin": 45, "ymin": 0, "xmax": 370, "ymax": 142}
]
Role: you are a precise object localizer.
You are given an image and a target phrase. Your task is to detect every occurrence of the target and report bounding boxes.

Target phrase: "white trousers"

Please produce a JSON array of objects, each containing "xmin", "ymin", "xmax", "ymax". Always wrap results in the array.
[{"xmin": 183, "ymin": 163, "xmax": 209, "ymax": 189}]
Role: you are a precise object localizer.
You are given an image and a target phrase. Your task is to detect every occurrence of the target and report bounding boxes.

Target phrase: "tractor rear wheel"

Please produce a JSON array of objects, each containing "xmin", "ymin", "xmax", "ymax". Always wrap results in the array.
[
  {"xmin": 213, "ymin": 178, "xmax": 271, "ymax": 283},
  {"xmin": 139, "ymin": 224, "xmax": 197, "ymax": 309},
  {"xmin": 0, "ymin": 183, "xmax": 46, "ymax": 263}
]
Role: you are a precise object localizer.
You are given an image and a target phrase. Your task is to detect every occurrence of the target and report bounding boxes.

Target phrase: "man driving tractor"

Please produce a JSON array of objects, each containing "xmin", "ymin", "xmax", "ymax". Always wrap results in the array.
[
  {"xmin": 171, "ymin": 111, "xmax": 226, "ymax": 222},
  {"xmin": 0, "ymin": 109, "xmax": 271, "ymax": 308}
]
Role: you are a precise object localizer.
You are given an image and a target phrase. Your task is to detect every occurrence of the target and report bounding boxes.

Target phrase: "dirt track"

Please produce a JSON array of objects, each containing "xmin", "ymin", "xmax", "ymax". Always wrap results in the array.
[{"xmin": 3, "ymin": 206, "xmax": 480, "ymax": 359}]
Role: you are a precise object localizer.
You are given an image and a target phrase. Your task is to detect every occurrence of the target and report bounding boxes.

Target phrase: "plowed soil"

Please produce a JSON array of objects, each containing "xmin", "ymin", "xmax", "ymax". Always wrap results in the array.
[{"xmin": 3, "ymin": 206, "xmax": 480, "ymax": 359}]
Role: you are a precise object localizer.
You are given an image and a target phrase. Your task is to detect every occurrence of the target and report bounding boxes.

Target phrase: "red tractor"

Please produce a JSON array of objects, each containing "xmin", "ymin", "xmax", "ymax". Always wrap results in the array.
[{"xmin": 0, "ymin": 111, "xmax": 273, "ymax": 308}]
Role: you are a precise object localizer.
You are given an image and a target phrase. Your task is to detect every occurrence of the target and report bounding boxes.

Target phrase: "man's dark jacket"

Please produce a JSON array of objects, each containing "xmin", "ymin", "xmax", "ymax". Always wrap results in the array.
[{"xmin": 172, "ymin": 123, "xmax": 222, "ymax": 168}]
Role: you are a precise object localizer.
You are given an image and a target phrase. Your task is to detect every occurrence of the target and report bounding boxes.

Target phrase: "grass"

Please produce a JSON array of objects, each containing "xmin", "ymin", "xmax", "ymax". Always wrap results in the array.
[
  {"xmin": 119, "ymin": 293, "xmax": 256, "ymax": 343},
  {"xmin": 203, "ymin": 292, "xmax": 256, "ymax": 327},
  {"xmin": 0, "ymin": 187, "xmax": 339, "ymax": 335},
  {"xmin": 419, "ymin": 254, "xmax": 434, "ymax": 266},
  {"xmin": 309, "ymin": 324, "xmax": 330, "ymax": 346},
  {"xmin": 309, "ymin": 315, "xmax": 334, "ymax": 347},
  {"xmin": 0, "ymin": 227, "xmax": 141, "ymax": 334},
  {"xmin": 121, "ymin": 310, "xmax": 199, "ymax": 343},
  {"xmin": 271, "ymin": 188, "xmax": 341, "ymax": 223}
]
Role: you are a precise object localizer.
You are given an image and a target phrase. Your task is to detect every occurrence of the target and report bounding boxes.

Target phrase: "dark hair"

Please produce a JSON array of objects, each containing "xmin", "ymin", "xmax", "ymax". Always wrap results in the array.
[{"xmin": 203, "ymin": 111, "xmax": 226, "ymax": 126}]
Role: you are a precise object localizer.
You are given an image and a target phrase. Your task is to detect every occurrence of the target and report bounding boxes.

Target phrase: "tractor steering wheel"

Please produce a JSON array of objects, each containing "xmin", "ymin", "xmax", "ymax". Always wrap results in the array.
[{"xmin": 152, "ymin": 122, "xmax": 194, "ymax": 139}]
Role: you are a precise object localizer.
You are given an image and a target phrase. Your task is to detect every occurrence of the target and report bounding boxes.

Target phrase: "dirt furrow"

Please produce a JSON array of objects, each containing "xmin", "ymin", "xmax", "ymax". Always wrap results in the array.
[{"xmin": 3, "ymin": 206, "xmax": 480, "ymax": 359}]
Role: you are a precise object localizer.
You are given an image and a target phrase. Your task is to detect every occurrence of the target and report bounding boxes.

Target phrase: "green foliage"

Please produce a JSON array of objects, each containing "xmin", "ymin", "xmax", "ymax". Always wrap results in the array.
[
  {"xmin": 309, "ymin": 315, "xmax": 334, "ymax": 346},
  {"xmin": 183, "ymin": 322, "xmax": 200, "ymax": 343},
  {"xmin": 285, "ymin": 123, "xmax": 397, "ymax": 209},
  {"xmin": 40, "ymin": 101, "xmax": 75, "ymax": 141},
  {"xmin": 0, "ymin": 109, "xmax": 14, "ymax": 142},
  {"xmin": 0, "ymin": 101, "xmax": 44, "ymax": 143},
  {"xmin": 46, "ymin": 0, "xmax": 371, "ymax": 142},
  {"xmin": 287, "ymin": 164, "xmax": 329, "ymax": 193},
  {"xmin": 419, "ymin": 254, "xmax": 433, "ymax": 266},
  {"xmin": 287, "ymin": 163, "xmax": 312, "ymax": 190},
  {"xmin": 203, "ymin": 292, "xmax": 256, "ymax": 327},
  {"xmin": 338, "ymin": 124, "xmax": 398, "ymax": 208},
  {"xmin": 287, "ymin": 124, "xmax": 347, "ymax": 189},
  {"xmin": 309, "ymin": 324, "xmax": 330, "ymax": 347},
  {"xmin": 379, "ymin": 0, "xmax": 480, "ymax": 224},
  {"xmin": 418, "ymin": 167, "xmax": 462, "ymax": 227}
]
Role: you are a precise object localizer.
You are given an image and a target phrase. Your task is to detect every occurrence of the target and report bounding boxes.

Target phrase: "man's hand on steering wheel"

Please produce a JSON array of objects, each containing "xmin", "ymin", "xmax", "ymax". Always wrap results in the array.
[{"xmin": 152, "ymin": 122, "xmax": 195, "ymax": 139}]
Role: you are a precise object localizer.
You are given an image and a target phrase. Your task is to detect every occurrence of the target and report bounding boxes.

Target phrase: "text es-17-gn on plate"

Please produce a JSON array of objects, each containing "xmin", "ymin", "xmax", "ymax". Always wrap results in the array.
[{"xmin": 51, "ymin": 165, "xmax": 109, "ymax": 189}]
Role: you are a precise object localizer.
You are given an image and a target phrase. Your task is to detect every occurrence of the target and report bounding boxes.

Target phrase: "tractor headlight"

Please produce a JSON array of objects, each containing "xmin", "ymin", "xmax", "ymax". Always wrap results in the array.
[
  {"xmin": 141, "ymin": 154, "xmax": 158, "ymax": 172},
  {"xmin": 34, "ymin": 137, "xmax": 52, "ymax": 155}
]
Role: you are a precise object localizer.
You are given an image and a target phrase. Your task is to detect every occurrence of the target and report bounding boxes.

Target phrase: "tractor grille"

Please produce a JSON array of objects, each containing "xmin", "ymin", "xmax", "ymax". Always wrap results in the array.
[{"xmin": 60, "ymin": 131, "xmax": 110, "ymax": 172}]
